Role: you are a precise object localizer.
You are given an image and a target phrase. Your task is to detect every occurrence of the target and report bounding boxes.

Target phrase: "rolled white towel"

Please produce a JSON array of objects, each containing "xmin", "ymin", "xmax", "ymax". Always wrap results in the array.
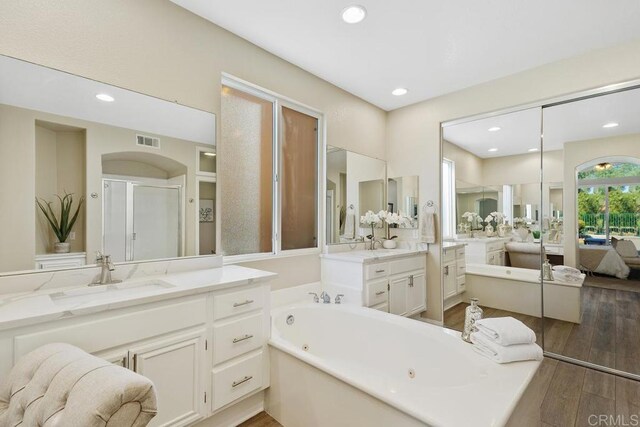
[
  {"xmin": 475, "ymin": 316, "xmax": 536, "ymax": 346},
  {"xmin": 471, "ymin": 332, "xmax": 543, "ymax": 364}
]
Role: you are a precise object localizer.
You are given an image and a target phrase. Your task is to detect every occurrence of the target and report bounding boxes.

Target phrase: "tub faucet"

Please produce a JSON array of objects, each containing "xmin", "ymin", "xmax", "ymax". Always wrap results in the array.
[
  {"xmin": 320, "ymin": 291, "xmax": 331, "ymax": 304},
  {"xmin": 308, "ymin": 292, "xmax": 319, "ymax": 303},
  {"xmin": 335, "ymin": 294, "xmax": 345, "ymax": 304}
]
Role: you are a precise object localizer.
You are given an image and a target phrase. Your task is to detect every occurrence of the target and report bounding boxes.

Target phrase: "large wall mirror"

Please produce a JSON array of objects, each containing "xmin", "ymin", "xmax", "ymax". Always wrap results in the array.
[
  {"xmin": 0, "ymin": 55, "xmax": 217, "ymax": 275},
  {"xmin": 325, "ymin": 146, "xmax": 386, "ymax": 245},
  {"xmin": 441, "ymin": 108, "xmax": 544, "ymax": 344},
  {"xmin": 442, "ymin": 84, "xmax": 640, "ymax": 380},
  {"xmin": 542, "ymin": 86, "xmax": 640, "ymax": 377}
]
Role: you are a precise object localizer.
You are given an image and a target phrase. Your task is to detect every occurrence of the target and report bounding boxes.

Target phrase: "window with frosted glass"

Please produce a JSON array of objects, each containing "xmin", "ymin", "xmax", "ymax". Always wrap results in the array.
[
  {"xmin": 220, "ymin": 86, "xmax": 273, "ymax": 256},
  {"xmin": 281, "ymin": 106, "xmax": 319, "ymax": 250},
  {"xmin": 442, "ymin": 158, "xmax": 455, "ymax": 238}
]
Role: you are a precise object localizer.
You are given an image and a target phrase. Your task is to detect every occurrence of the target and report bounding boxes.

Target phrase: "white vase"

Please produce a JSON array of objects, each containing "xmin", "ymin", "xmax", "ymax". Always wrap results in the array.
[
  {"xmin": 54, "ymin": 242, "xmax": 70, "ymax": 253},
  {"xmin": 515, "ymin": 228, "xmax": 529, "ymax": 242},
  {"xmin": 382, "ymin": 239, "xmax": 397, "ymax": 249}
]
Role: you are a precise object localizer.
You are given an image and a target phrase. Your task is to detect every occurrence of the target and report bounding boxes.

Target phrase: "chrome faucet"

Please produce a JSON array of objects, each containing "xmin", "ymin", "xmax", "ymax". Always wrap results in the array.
[
  {"xmin": 91, "ymin": 252, "xmax": 121, "ymax": 286},
  {"xmin": 335, "ymin": 294, "xmax": 345, "ymax": 304},
  {"xmin": 320, "ymin": 291, "xmax": 331, "ymax": 304},
  {"xmin": 308, "ymin": 292, "xmax": 319, "ymax": 303}
]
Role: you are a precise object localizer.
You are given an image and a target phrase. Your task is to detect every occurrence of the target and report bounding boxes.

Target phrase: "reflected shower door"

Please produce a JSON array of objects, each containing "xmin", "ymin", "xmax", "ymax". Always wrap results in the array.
[
  {"xmin": 103, "ymin": 180, "xmax": 127, "ymax": 262},
  {"xmin": 132, "ymin": 185, "xmax": 181, "ymax": 261}
]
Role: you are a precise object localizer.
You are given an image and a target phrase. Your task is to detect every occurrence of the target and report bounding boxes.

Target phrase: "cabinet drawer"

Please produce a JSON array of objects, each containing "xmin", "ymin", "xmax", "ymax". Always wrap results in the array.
[
  {"xmin": 365, "ymin": 262, "xmax": 389, "ymax": 280},
  {"xmin": 212, "ymin": 351, "xmax": 263, "ymax": 410},
  {"xmin": 457, "ymin": 264, "xmax": 466, "ymax": 276},
  {"xmin": 486, "ymin": 241, "xmax": 506, "ymax": 252},
  {"xmin": 366, "ymin": 278, "xmax": 388, "ymax": 307},
  {"xmin": 213, "ymin": 312, "xmax": 264, "ymax": 365},
  {"xmin": 443, "ymin": 248, "xmax": 456, "ymax": 262},
  {"xmin": 389, "ymin": 256, "xmax": 425, "ymax": 275},
  {"xmin": 455, "ymin": 247, "xmax": 466, "ymax": 259},
  {"xmin": 457, "ymin": 275, "xmax": 466, "ymax": 286},
  {"xmin": 213, "ymin": 287, "xmax": 264, "ymax": 320}
]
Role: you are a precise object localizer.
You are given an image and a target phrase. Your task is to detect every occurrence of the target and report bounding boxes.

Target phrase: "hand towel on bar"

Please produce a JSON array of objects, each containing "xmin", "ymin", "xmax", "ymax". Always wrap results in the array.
[
  {"xmin": 475, "ymin": 317, "xmax": 536, "ymax": 346},
  {"xmin": 342, "ymin": 212, "xmax": 356, "ymax": 239},
  {"xmin": 471, "ymin": 332, "xmax": 543, "ymax": 364},
  {"xmin": 421, "ymin": 209, "xmax": 436, "ymax": 244}
]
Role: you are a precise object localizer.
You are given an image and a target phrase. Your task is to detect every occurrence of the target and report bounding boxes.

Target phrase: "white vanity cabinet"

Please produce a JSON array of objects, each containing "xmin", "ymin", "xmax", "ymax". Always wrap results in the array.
[
  {"xmin": 458, "ymin": 238, "xmax": 510, "ymax": 265},
  {"xmin": 443, "ymin": 244, "xmax": 467, "ymax": 310},
  {"xmin": 321, "ymin": 250, "xmax": 427, "ymax": 317},
  {"xmin": 0, "ymin": 271, "xmax": 273, "ymax": 427}
]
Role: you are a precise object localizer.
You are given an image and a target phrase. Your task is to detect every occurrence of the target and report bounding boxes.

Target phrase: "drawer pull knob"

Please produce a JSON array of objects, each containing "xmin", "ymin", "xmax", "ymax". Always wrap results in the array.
[
  {"xmin": 375, "ymin": 269, "xmax": 385, "ymax": 273},
  {"xmin": 232, "ymin": 375, "xmax": 253, "ymax": 388},
  {"xmin": 232, "ymin": 334, "xmax": 254, "ymax": 344},
  {"xmin": 375, "ymin": 290, "xmax": 386, "ymax": 296},
  {"xmin": 233, "ymin": 299, "xmax": 254, "ymax": 307}
]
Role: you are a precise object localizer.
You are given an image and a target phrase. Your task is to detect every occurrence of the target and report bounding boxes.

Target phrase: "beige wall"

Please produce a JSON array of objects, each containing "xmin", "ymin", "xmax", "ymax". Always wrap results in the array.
[
  {"xmin": 387, "ymin": 39, "xmax": 640, "ymax": 322},
  {"xmin": 563, "ymin": 133, "xmax": 640, "ymax": 268},
  {"xmin": 0, "ymin": 0, "xmax": 386, "ymax": 287}
]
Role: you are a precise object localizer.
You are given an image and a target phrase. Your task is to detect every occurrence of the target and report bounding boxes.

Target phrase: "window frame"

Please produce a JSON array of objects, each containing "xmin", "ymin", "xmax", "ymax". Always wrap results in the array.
[{"xmin": 221, "ymin": 75, "xmax": 324, "ymax": 263}]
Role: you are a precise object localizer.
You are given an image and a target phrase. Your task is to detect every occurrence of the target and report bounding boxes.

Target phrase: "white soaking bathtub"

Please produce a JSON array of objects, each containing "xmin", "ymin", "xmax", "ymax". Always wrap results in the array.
[{"xmin": 267, "ymin": 303, "xmax": 540, "ymax": 427}]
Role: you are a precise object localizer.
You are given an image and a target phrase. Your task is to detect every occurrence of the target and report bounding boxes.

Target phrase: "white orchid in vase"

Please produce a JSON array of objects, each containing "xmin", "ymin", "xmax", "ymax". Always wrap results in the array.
[
  {"xmin": 360, "ymin": 210, "xmax": 381, "ymax": 241},
  {"xmin": 462, "ymin": 212, "xmax": 482, "ymax": 230},
  {"xmin": 378, "ymin": 210, "xmax": 408, "ymax": 240}
]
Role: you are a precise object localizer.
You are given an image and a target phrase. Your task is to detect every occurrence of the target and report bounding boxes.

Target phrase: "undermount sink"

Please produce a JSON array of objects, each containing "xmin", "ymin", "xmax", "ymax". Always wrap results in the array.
[{"xmin": 49, "ymin": 280, "xmax": 175, "ymax": 305}]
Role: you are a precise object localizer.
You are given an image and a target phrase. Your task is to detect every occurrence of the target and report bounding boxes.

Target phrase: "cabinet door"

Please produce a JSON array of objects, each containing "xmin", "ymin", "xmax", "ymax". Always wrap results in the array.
[
  {"xmin": 389, "ymin": 277, "xmax": 409, "ymax": 316},
  {"xmin": 129, "ymin": 328, "xmax": 206, "ymax": 427},
  {"xmin": 94, "ymin": 348, "xmax": 129, "ymax": 368},
  {"xmin": 407, "ymin": 273, "xmax": 426, "ymax": 314},
  {"xmin": 443, "ymin": 262, "xmax": 457, "ymax": 298}
]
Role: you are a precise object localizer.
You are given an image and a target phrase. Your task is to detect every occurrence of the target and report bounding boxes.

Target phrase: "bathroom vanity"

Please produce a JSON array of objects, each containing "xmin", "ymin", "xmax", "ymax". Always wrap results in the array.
[
  {"xmin": 321, "ymin": 249, "xmax": 427, "ymax": 317},
  {"xmin": 442, "ymin": 242, "xmax": 467, "ymax": 310},
  {"xmin": 0, "ymin": 259, "xmax": 275, "ymax": 427},
  {"xmin": 454, "ymin": 237, "xmax": 511, "ymax": 265}
]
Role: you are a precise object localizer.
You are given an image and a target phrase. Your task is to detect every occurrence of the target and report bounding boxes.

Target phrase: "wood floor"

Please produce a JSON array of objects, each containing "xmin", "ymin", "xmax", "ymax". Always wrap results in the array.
[
  {"xmin": 444, "ymin": 280, "xmax": 640, "ymax": 376},
  {"xmin": 239, "ymin": 411, "xmax": 282, "ymax": 427}
]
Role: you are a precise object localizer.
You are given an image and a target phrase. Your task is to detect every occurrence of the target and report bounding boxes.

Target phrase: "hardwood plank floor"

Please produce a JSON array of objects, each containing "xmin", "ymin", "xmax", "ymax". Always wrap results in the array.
[{"xmin": 238, "ymin": 411, "xmax": 282, "ymax": 427}]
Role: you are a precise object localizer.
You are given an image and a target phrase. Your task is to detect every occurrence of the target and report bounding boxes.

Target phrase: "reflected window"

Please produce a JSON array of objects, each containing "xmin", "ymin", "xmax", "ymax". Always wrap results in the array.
[{"xmin": 442, "ymin": 158, "xmax": 456, "ymax": 238}]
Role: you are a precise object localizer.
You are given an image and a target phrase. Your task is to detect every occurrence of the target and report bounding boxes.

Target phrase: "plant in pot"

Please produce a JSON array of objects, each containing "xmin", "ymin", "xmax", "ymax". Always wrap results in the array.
[
  {"xmin": 360, "ymin": 210, "xmax": 381, "ymax": 250},
  {"xmin": 378, "ymin": 210, "xmax": 407, "ymax": 249},
  {"xmin": 36, "ymin": 192, "xmax": 85, "ymax": 254}
]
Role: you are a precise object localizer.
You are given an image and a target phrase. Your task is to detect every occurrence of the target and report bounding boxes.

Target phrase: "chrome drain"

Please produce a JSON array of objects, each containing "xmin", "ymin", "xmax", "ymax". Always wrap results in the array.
[
  {"xmin": 408, "ymin": 369, "xmax": 416, "ymax": 379},
  {"xmin": 286, "ymin": 315, "xmax": 294, "ymax": 325},
  {"xmin": 302, "ymin": 344, "xmax": 309, "ymax": 351}
]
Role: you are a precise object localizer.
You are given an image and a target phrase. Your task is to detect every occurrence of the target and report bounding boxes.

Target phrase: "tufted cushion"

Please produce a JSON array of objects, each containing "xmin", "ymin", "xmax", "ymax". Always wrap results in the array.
[
  {"xmin": 614, "ymin": 239, "xmax": 639, "ymax": 258},
  {"xmin": 0, "ymin": 343, "xmax": 157, "ymax": 427}
]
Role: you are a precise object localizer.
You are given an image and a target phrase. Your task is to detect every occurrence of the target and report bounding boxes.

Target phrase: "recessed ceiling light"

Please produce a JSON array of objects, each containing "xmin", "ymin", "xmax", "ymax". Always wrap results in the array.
[
  {"xmin": 341, "ymin": 5, "xmax": 367, "ymax": 24},
  {"xmin": 392, "ymin": 88, "xmax": 408, "ymax": 96},
  {"xmin": 488, "ymin": 127, "xmax": 501, "ymax": 132},
  {"xmin": 488, "ymin": 148, "xmax": 498, "ymax": 152},
  {"xmin": 528, "ymin": 148, "xmax": 539, "ymax": 152},
  {"xmin": 96, "ymin": 93, "xmax": 115, "ymax": 102},
  {"xmin": 203, "ymin": 152, "xmax": 216, "ymax": 157},
  {"xmin": 602, "ymin": 122, "xmax": 619, "ymax": 128}
]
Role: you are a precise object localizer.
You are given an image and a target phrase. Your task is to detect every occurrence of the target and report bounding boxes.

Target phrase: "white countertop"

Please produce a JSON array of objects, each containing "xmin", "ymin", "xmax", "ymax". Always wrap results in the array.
[
  {"xmin": 320, "ymin": 248, "xmax": 428, "ymax": 264},
  {"xmin": 0, "ymin": 265, "xmax": 276, "ymax": 331},
  {"xmin": 454, "ymin": 237, "xmax": 512, "ymax": 243},
  {"xmin": 442, "ymin": 241, "xmax": 467, "ymax": 250}
]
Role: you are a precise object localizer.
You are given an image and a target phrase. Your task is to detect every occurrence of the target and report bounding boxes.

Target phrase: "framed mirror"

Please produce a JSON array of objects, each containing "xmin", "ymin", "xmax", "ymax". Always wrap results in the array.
[
  {"xmin": 0, "ymin": 55, "xmax": 216, "ymax": 274},
  {"xmin": 325, "ymin": 146, "xmax": 386, "ymax": 245}
]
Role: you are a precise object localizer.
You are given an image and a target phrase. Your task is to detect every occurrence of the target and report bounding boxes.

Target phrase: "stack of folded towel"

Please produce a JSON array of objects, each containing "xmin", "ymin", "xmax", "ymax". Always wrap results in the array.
[{"xmin": 470, "ymin": 317, "xmax": 543, "ymax": 364}]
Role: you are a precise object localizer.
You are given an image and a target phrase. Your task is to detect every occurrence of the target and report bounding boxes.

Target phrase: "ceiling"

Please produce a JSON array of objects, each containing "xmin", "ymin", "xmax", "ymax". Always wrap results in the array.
[
  {"xmin": 0, "ymin": 56, "xmax": 215, "ymax": 145},
  {"xmin": 171, "ymin": 0, "xmax": 640, "ymax": 110},
  {"xmin": 444, "ymin": 86, "xmax": 640, "ymax": 158}
]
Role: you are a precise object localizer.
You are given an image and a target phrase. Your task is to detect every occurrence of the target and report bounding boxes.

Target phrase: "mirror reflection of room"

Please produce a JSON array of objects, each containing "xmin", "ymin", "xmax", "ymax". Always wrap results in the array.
[
  {"xmin": 0, "ymin": 55, "xmax": 217, "ymax": 273},
  {"xmin": 542, "ymin": 86, "xmax": 640, "ymax": 375},
  {"xmin": 441, "ymin": 108, "xmax": 547, "ymax": 341}
]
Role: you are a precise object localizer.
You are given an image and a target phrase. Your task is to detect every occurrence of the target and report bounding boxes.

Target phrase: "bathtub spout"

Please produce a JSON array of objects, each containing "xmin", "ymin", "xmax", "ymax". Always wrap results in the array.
[{"xmin": 320, "ymin": 291, "xmax": 331, "ymax": 304}]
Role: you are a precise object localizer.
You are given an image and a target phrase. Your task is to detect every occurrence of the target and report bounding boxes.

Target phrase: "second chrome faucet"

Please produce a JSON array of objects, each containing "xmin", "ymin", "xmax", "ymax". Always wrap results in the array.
[{"xmin": 309, "ymin": 292, "xmax": 345, "ymax": 304}]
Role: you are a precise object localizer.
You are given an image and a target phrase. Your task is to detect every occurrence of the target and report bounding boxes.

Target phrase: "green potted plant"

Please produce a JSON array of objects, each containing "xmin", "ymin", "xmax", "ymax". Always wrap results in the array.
[{"xmin": 36, "ymin": 192, "xmax": 85, "ymax": 254}]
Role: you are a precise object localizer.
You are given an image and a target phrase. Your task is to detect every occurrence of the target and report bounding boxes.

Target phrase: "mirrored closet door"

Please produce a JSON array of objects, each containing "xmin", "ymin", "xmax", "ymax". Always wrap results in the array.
[
  {"xmin": 542, "ymin": 86, "xmax": 640, "ymax": 378},
  {"xmin": 441, "ymin": 107, "xmax": 544, "ymax": 341}
]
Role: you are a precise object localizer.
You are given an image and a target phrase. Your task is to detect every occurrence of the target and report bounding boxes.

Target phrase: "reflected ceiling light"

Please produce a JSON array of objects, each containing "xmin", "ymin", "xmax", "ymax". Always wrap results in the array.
[
  {"xmin": 488, "ymin": 126, "xmax": 501, "ymax": 132},
  {"xmin": 392, "ymin": 88, "xmax": 408, "ymax": 96},
  {"xmin": 595, "ymin": 162, "xmax": 612, "ymax": 171},
  {"xmin": 96, "ymin": 93, "xmax": 115, "ymax": 102},
  {"xmin": 488, "ymin": 148, "xmax": 498, "ymax": 152},
  {"xmin": 203, "ymin": 152, "xmax": 216, "ymax": 157},
  {"xmin": 528, "ymin": 148, "xmax": 539, "ymax": 152},
  {"xmin": 341, "ymin": 5, "xmax": 367, "ymax": 24},
  {"xmin": 602, "ymin": 122, "xmax": 619, "ymax": 128}
]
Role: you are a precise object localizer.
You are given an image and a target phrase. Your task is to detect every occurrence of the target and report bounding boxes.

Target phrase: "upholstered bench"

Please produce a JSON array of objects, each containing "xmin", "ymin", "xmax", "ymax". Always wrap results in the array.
[{"xmin": 0, "ymin": 343, "xmax": 157, "ymax": 427}]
